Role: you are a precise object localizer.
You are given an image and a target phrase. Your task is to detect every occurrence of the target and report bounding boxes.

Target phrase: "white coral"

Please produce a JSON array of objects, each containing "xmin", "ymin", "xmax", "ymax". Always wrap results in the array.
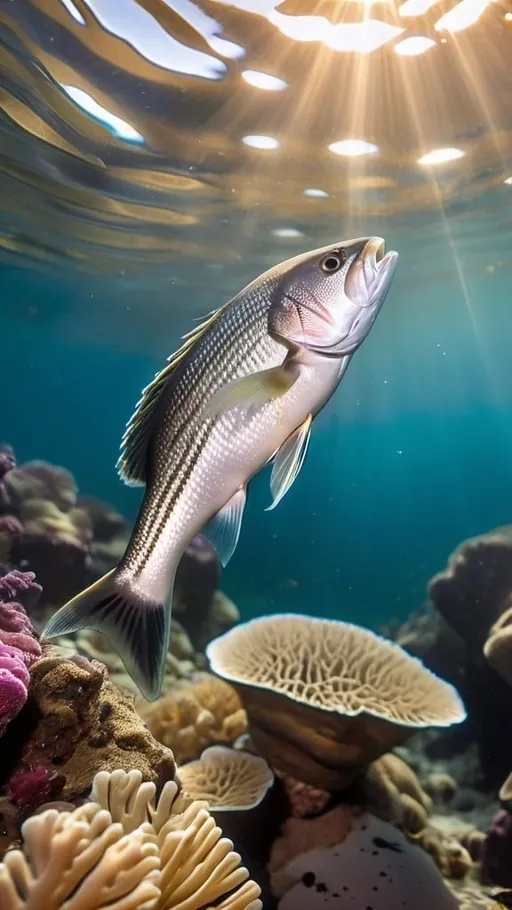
[{"xmin": 0, "ymin": 769, "xmax": 262, "ymax": 910}]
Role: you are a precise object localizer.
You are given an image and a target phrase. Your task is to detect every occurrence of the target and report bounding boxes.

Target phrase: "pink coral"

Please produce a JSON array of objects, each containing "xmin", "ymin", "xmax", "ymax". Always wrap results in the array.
[
  {"xmin": 0, "ymin": 571, "xmax": 42, "ymax": 667},
  {"xmin": 9, "ymin": 763, "xmax": 61, "ymax": 812},
  {"xmin": 0, "ymin": 570, "xmax": 41, "ymax": 607},
  {"xmin": 0, "ymin": 641, "xmax": 30, "ymax": 736}
]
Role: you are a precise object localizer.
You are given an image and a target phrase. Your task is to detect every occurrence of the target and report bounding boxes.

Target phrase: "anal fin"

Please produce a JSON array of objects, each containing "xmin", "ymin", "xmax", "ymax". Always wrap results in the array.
[
  {"xmin": 266, "ymin": 414, "xmax": 313, "ymax": 511},
  {"xmin": 202, "ymin": 487, "xmax": 247, "ymax": 567}
]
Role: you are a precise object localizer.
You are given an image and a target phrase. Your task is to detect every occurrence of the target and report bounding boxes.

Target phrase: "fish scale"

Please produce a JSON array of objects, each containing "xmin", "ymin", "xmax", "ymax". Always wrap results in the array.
[{"xmin": 43, "ymin": 236, "xmax": 397, "ymax": 701}]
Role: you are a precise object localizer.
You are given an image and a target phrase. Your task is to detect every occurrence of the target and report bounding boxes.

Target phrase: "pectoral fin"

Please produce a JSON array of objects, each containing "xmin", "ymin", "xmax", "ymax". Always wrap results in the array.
[
  {"xmin": 266, "ymin": 414, "xmax": 312, "ymax": 512},
  {"xmin": 204, "ymin": 364, "xmax": 299, "ymax": 420},
  {"xmin": 202, "ymin": 486, "xmax": 247, "ymax": 567}
]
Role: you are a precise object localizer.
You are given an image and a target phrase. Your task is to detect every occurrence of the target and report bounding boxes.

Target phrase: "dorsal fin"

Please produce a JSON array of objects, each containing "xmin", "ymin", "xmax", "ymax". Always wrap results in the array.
[{"xmin": 116, "ymin": 302, "xmax": 230, "ymax": 486}]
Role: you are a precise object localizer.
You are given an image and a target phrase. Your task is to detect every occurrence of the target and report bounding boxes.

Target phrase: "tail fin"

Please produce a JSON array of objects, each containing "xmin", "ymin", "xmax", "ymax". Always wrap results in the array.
[{"xmin": 42, "ymin": 569, "xmax": 170, "ymax": 702}]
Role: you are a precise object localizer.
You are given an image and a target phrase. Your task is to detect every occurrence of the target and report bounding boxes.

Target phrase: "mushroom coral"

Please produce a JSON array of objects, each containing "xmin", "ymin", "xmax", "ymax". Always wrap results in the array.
[
  {"xmin": 0, "ymin": 768, "xmax": 262, "ymax": 910},
  {"xmin": 206, "ymin": 615, "xmax": 466, "ymax": 790},
  {"xmin": 178, "ymin": 746, "xmax": 274, "ymax": 811}
]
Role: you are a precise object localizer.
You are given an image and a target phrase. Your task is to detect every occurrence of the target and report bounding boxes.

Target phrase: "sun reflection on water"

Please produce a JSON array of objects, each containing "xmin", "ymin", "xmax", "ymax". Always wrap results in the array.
[{"xmin": 0, "ymin": 0, "xmax": 509, "ymax": 272}]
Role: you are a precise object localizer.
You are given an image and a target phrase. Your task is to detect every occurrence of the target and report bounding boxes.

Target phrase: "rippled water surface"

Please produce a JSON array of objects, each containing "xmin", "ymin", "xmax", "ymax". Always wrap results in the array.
[{"xmin": 2, "ymin": 0, "xmax": 512, "ymax": 626}]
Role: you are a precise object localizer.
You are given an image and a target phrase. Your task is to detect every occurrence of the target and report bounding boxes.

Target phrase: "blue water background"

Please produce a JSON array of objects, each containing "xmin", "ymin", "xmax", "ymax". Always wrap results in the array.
[{"xmin": 3, "ymin": 201, "xmax": 512, "ymax": 631}]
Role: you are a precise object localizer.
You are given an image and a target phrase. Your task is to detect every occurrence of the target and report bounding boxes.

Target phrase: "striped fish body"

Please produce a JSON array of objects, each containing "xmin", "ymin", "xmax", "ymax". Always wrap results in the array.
[
  {"xmin": 43, "ymin": 236, "xmax": 397, "ymax": 700},
  {"xmin": 122, "ymin": 288, "xmax": 346, "ymax": 607}
]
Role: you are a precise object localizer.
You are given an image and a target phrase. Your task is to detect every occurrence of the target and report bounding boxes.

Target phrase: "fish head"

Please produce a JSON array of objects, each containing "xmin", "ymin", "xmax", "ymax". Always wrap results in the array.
[{"xmin": 269, "ymin": 236, "xmax": 397, "ymax": 356}]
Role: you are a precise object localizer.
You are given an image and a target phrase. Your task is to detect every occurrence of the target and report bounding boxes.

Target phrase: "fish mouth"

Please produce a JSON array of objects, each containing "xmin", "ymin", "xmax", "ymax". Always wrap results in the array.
[{"xmin": 360, "ymin": 236, "xmax": 398, "ymax": 308}]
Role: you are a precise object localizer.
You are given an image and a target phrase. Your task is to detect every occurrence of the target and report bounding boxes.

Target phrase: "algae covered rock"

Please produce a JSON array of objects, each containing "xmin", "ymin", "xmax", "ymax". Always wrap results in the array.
[{"xmin": 1, "ymin": 653, "xmax": 176, "ymax": 815}]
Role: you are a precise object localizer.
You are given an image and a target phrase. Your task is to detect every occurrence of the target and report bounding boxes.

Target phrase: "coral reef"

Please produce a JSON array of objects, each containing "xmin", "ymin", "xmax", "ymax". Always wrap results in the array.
[
  {"xmin": 414, "ymin": 820, "xmax": 473, "ymax": 880},
  {"xmin": 3, "ymin": 458, "xmax": 93, "ymax": 610},
  {"xmin": 429, "ymin": 527, "xmax": 512, "ymax": 650},
  {"xmin": 268, "ymin": 803, "xmax": 358, "ymax": 880},
  {"xmin": 393, "ymin": 527, "xmax": 512, "ymax": 789},
  {"xmin": 0, "ymin": 571, "xmax": 42, "ymax": 668},
  {"xmin": 55, "ymin": 624, "xmax": 203, "ymax": 696},
  {"xmin": 0, "ymin": 644, "xmax": 30, "ymax": 738},
  {"xmin": 3, "ymin": 657, "xmax": 174, "ymax": 801},
  {"xmin": 499, "ymin": 772, "xmax": 512, "ymax": 807},
  {"xmin": 178, "ymin": 746, "xmax": 274, "ymax": 811},
  {"xmin": 385, "ymin": 602, "xmax": 466, "ymax": 693},
  {"xmin": 483, "ymin": 606, "xmax": 512, "ymax": 688},
  {"xmin": 2, "ymin": 443, "xmax": 512, "ymax": 907},
  {"xmin": 207, "ymin": 614, "xmax": 466, "ymax": 790},
  {"xmin": 0, "ymin": 768, "xmax": 262, "ymax": 909},
  {"xmin": 138, "ymin": 674, "xmax": 247, "ymax": 764},
  {"xmin": 0, "ymin": 653, "xmax": 176, "ymax": 825},
  {"xmin": 365, "ymin": 752, "xmax": 432, "ymax": 834},
  {"xmin": 0, "ymin": 570, "xmax": 41, "ymax": 740},
  {"xmin": 275, "ymin": 771, "xmax": 332, "ymax": 819},
  {"xmin": 481, "ymin": 810, "xmax": 512, "ymax": 888}
]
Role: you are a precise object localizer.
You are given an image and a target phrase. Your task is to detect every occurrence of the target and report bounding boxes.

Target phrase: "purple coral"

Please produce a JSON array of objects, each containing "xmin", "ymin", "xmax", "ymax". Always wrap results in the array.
[
  {"xmin": 481, "ymin": 809, "xmax": 512, "ymax": 887},
  {"xmin": 0, "ymin": 641, "xmax": 30, "ymax": 737},
  {"xmin": 0, "ymin": 569, "xmax": 41, "ymax": 607},
  {"xmin": 9, "ymin": 763, "xmax": 62, "ymax": 812},
  {"xmin": 0, "ymin": 571, "xmax": 42, "ymax": 667}
]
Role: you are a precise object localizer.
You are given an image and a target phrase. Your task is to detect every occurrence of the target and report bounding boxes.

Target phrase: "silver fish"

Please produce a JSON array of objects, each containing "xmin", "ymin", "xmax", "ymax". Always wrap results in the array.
[{"xmin": 43, "ymin": 237, "xmax": 398, "ymax": 700}]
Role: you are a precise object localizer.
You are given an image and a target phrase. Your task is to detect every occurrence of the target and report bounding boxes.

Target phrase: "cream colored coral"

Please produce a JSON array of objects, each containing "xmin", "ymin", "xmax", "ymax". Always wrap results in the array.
[
  {"xmin": 0, "ymin": 770, "xmax": 262, "ymax": 910},
  {"xmin": 206, "ymin": 614, "xmax": 466, "ymax": 726},
  {"xmin": 137, "ymin": 676, "xmax": 247, "ymax": 764},
  {"xmin": 91, "ymin": 769, "xmax": 262, "ymax": 910},
  {"xmin": 0, "ymin": 802, "xmax": 160, "ymax": 910},
  {"xmin": 178, "ymin": 747, "xmax": 274, "ymax": 810}
]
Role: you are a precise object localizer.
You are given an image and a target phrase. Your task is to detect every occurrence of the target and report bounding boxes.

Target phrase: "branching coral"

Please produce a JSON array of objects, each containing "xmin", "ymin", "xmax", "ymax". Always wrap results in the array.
[
  {"xmin": 0, "ymin": 802, "xmax": 161, "ymax": 910},
  {"xmin": 91, "ymin": 768, "xmax": 262, "ymax": 909},
  {"xmin": 0, "ymin": 768, "xmax": 262, "ymax": 909},
  {"xmin": 138, "ymin": 675, "xmax": 247, "ymax": 764}
]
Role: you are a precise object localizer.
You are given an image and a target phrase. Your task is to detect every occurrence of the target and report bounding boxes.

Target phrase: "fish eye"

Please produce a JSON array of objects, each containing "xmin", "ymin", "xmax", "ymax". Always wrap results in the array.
[{"xmin": 319, "ymin": 251, "xmax": 346, "ymax": 274}]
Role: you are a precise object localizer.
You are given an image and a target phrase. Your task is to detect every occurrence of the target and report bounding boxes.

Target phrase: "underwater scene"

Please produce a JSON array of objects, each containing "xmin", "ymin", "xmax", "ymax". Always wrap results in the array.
[{"xmin": 1, "ymin": 0, "xmax": 512, "ymax": 907}]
